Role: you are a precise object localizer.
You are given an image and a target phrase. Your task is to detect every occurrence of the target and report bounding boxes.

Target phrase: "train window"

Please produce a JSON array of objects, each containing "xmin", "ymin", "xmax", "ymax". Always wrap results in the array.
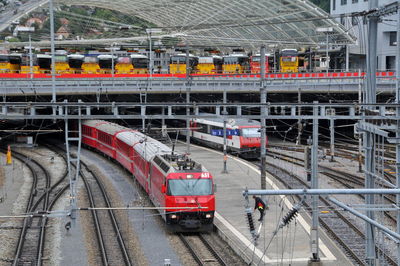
[
  {"xmin": 0, "ymin": 55, "xmax": 8, "ymax": 62},
  {"xmin": 167, "ymin": 179, "xmax": 212, "ymax": 196},
  {"xmin": 241, "ymin": 128, "xmax": 261, "ymax": 138},
  {"xmin": 196, "ymin": 123, "xmax": 208, "ymax": 133}
]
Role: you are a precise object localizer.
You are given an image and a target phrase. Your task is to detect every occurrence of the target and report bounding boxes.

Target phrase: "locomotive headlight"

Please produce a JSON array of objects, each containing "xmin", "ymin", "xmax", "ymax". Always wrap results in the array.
[
  {"xmin": 171, "ymin": 214, "xmax": 177, "ymax": 219},
  {"xmin": 187, "ymin": 174, "xmax": 193, "ymax": 179},
  {"xmin": 205, "ymin": 214, "xmax": 212, "ymax": 219}
]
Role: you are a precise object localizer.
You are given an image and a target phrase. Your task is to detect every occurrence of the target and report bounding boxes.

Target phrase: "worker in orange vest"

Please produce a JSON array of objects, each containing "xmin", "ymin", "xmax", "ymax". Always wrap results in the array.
[
  {"xmin": 253, "ymin": 195, "xmax": 266, "ymax": 221},
  {"xmin": 6, "ymin": 145, "xmax": 12, "ymax": 165}
]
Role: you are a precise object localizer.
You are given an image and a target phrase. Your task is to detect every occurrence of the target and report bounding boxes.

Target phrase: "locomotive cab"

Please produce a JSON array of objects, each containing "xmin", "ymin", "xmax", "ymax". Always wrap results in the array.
[{"xmin": 156, "ymin": 154, "xmax": 215, "ymax": 232}]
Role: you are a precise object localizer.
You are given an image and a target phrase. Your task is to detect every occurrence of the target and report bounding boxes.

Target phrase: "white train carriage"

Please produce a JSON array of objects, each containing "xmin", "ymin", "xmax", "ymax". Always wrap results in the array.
[{"xmin": 187, "ymin": 115, "xmax": 265, "ymax": 159}]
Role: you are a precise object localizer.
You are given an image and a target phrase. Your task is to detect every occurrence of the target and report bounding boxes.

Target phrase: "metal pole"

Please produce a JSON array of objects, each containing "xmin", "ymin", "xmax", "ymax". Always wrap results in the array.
[
  {"xmin": 326, "ymin": 33, "xmax": 329, "ymax": 74},
  {"xmin": 358, "ymin": 69, "xmax": 363, "ymax": 173},
  {"xmin": 260, "ymin": 45, "xmax": 267, "ymax": 192},
  {"xmin": 366, "ymin": 0, "xmax": 378, "ymax": 105},
  {"xmin": 149, "ymin": 32, "xmax": 153, "ymax": 78},
  {"xmin": 49, "ymin": 0, "xmax": 56, "ymax": 112},
  {"xmin": 330, "ymin": 117, "xmax": 335, "ymax": 162},
  {"xmin": 395, "ymin": 3, "xmax": 400, "ymax": 264},
  {"xmin": 296, "ymin": 88, "xmax": 302, "ymax": 145},
  {"xmin": 310, "ymin": 101, "xmax": 320, "ymax": 262},
  {"xmin": 28, "ymin": 34, "xmax": 33, "ymax": 79},
  {"xmin": 222, "ymin": 87, "xmax": 228, "ymax": 173},
  {"xmin": 365, "ymin": 0, "xmax": 378, "ymax": 264},
  {"xmin": 245, "ymin": 188, "xmax": 400, "ymax": 196},
  {"xmin": 186, "ymin": 43, "xmax": 190, "ymax": 155},
  {"xmin": 345, "ymin": 44, "xmax": 350, "ymax": 72},
  {"xmin": 111, "ymin": 46, "xmax": 114, "ymax": 78},
  {"xmin": 328, "ymin": 197, "xmax": 400, "ymax": 241}
]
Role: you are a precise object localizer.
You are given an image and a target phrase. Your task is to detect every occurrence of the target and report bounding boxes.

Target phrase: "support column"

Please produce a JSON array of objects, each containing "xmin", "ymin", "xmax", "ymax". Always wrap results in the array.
[
  {"xmin": 395, "ymin": 3, "xmax": 400, "ymax": 264},
  {"xmin": 364, "ymin": 131, "xmax": 376, "ymax": 265},
  {"xmin": 260, "ymin": 45, "xmax": 267, "ymax": 192},
  {"xmin": 28, "ymin": 34, "xmax": 33, "ymax": 79},
  {"xmin": 310, "ymin": 101, "xmax": 320, "ymax": 263},
  {"xmin": 366, "ymin": 0, "xmax": 378, "ymax": 104},
  {"xmin": 330, "ymin": 117, "xmax": 335, "ymax": 162},
  {"xmin": 296, "ymin": 88, "xmax": 302, "ymax": 145},
  {"xmin": 365, "ymin": 0, "xmax": 378, "ymax": 264},
  {"xmin": 49, "ymin": 0, "xmax": 56, "ymax": 116},
  {"xmin": 345, "ymin": 44, "xmax": 350, "ymax": 72},
  {"xmin": 186, "ymin": 43, "xmax": 191, "ymax": 155},
  {"xmin": 222, "ymin": 88, "xmax": 228, "ymax": 173}
]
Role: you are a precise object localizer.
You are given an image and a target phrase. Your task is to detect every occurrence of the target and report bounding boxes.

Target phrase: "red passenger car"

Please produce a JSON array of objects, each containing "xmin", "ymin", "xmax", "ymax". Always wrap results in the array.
[{"xmin": 82, "ymin": 120, "xmax": 215, "ymax": 232}]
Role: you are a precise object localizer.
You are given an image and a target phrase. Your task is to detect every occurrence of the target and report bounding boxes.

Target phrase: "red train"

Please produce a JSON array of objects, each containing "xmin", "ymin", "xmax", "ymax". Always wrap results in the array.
[{"xmin": 82, "ymin": 120, "xmax": 215, "ymax": 232}]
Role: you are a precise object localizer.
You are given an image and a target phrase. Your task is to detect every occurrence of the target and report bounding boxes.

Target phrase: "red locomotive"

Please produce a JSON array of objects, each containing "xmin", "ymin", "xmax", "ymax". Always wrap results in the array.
[{"xmin": 82, "ymin": 120, "xmax": 215, "ymax": 232}]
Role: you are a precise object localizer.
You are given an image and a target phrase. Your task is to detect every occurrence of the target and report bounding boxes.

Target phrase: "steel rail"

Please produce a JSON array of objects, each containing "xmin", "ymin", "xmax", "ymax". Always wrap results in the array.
[
  {"xmin": 80, "ymin": 170, "xmax": 109, "ymax": 266},
  {"xmin": 178, "ymin": 234, "xmax": 203, "ymax": 265},
  {"xmin": 198, "ymin": 234, "xmax": 228, "ymax": 266},
  {"xmin": 260, "ymin": 159, "xmax": 397, "ymax": 265},
  {"xmin": 51, "ymin": 143, "xmax": 132, "ymax": 266},
  {"xmin": 11, "ymin": 150, "xmax": 51, "ymax": 266}
]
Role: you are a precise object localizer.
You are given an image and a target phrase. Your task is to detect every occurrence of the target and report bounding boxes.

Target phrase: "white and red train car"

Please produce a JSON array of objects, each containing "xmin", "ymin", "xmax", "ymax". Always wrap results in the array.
[
  {"xmin": 82, "ymin": 120, "xmax": 215, "ymax": 232},
  {"xmin": 188, "ymin": 116, "xmax": 267, "ymax": 159}
]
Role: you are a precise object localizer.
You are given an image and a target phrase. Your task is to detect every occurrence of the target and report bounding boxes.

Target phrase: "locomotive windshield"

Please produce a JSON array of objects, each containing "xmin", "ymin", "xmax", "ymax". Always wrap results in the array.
[
  {"xmin": 168, "ymin": 179, "xmax": 212, "ymax": 196},
  {"xmin": 241, "ymin": 128, "xmax": 261, "ymax": 138}
]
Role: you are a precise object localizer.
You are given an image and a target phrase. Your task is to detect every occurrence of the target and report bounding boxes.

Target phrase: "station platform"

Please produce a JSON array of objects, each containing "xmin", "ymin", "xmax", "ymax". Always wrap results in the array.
[{"xmin": 174, "ymin": 142, "xmax": 352, "ymax": 265}]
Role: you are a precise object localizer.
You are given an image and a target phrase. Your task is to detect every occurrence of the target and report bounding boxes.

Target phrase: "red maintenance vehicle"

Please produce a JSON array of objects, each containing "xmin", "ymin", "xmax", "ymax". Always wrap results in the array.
[{"xmin": 81, "ymin": 120, "xmax": 216, "ymax": 232}]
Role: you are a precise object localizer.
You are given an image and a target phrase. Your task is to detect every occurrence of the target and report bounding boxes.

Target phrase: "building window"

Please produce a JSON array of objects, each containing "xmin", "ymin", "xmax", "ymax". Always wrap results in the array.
[
  {"xmin": 333, "ymin": 0, "xmax": 336, "ymax": 10},
  {"xmin": 341, "ymin": 0, "xmax": 347, "ymax": 5},
  {"xmin": 386, "ymin": 56, "xmax": 395, "ymax": 70},
  {"xmin": 352, "ymin": 0, "xmax": 358, "ymax": 3},
  {"xmin": 390, "ymin": 32, "xmax": 397, "ymax": 46}
]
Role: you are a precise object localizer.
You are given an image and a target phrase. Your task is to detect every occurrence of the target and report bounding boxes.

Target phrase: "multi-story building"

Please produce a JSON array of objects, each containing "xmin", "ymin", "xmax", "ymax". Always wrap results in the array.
[{"xmin": 331, "ymin": 0, "xmax": 397, "ymax": 70}]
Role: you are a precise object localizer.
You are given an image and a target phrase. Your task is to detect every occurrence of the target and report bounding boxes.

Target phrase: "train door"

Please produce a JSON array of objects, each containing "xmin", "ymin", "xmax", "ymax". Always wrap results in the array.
[{"xmin": 148, "ymin": 162, "xmax": 152, "ymax": 198}]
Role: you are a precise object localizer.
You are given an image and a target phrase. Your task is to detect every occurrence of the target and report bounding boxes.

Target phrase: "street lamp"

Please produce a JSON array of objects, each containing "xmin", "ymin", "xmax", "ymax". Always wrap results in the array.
[
  {"xmin": 316, "ymin": 27, "xmax": 333, "ymax": 73},
  {"xmin": 146, "ymin": 28, "xmax": 162, "ymax": 78}
]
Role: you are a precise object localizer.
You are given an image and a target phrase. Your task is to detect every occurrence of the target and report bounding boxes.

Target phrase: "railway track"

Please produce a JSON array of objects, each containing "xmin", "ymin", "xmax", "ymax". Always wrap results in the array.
[
  {"xmin": 260, "ymin": 154, "xmax": 397, "ymax": 265},
  {"xmin": 11, "ymin": 148, "xmax": 69, "ymax": 266},
  {"xmin": 267, "ymin": 149, "xmax": 399, "ymax": 224},
  {"xmin": 49, "ymin": 144, "xmax": 133, "ymax": 266},
  {"xmin": 179, "ymin": 233, "xmax": 228, "ymax": 266}
]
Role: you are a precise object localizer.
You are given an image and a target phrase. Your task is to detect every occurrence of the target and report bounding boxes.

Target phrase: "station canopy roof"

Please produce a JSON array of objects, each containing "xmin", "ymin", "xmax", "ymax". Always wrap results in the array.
[{"xmin": 7, "ymin": 0, "xmax": 356, "ymax": 49}]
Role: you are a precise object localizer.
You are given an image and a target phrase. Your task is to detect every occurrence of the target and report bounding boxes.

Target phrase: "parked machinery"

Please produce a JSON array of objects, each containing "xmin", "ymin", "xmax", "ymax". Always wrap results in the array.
[
  {"xmin": 130, "ymin": 54, "xmax": 149, "ymax": 74},
  {"xmin": 20, "ymin": 54, "xmax": 40, "ymax": 74},
  {"xmin": 250, "ymin": 54, "xmax": 271, "ymax": 74},
  {"xmin": 197, "ymin": 56, "xmax": 223, "ymax": 74},
  {"xmin": 222, "ymin": 54, "xmax": 250, "ymax": 74},
  {"xmin": 67, "ymin": 54, "xmax": 84, "ymax": 74},
  {"xmin": 81, "ymin": 120, "xmax": 216, "ymax": 232},
  {"xmin": 0, "ymin": 54, "xmax": 22, "ymax": 73},
  {"xmin": 81, "ymin": 56, "xmax": 100, "ymax": 74},
  {"xmin": 169, "ymin": 54, "xmax": 199, "ymax": 74},
  {"xmin": 280, "ymin": 49, "xmax": 298, "ymax": 73}
]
